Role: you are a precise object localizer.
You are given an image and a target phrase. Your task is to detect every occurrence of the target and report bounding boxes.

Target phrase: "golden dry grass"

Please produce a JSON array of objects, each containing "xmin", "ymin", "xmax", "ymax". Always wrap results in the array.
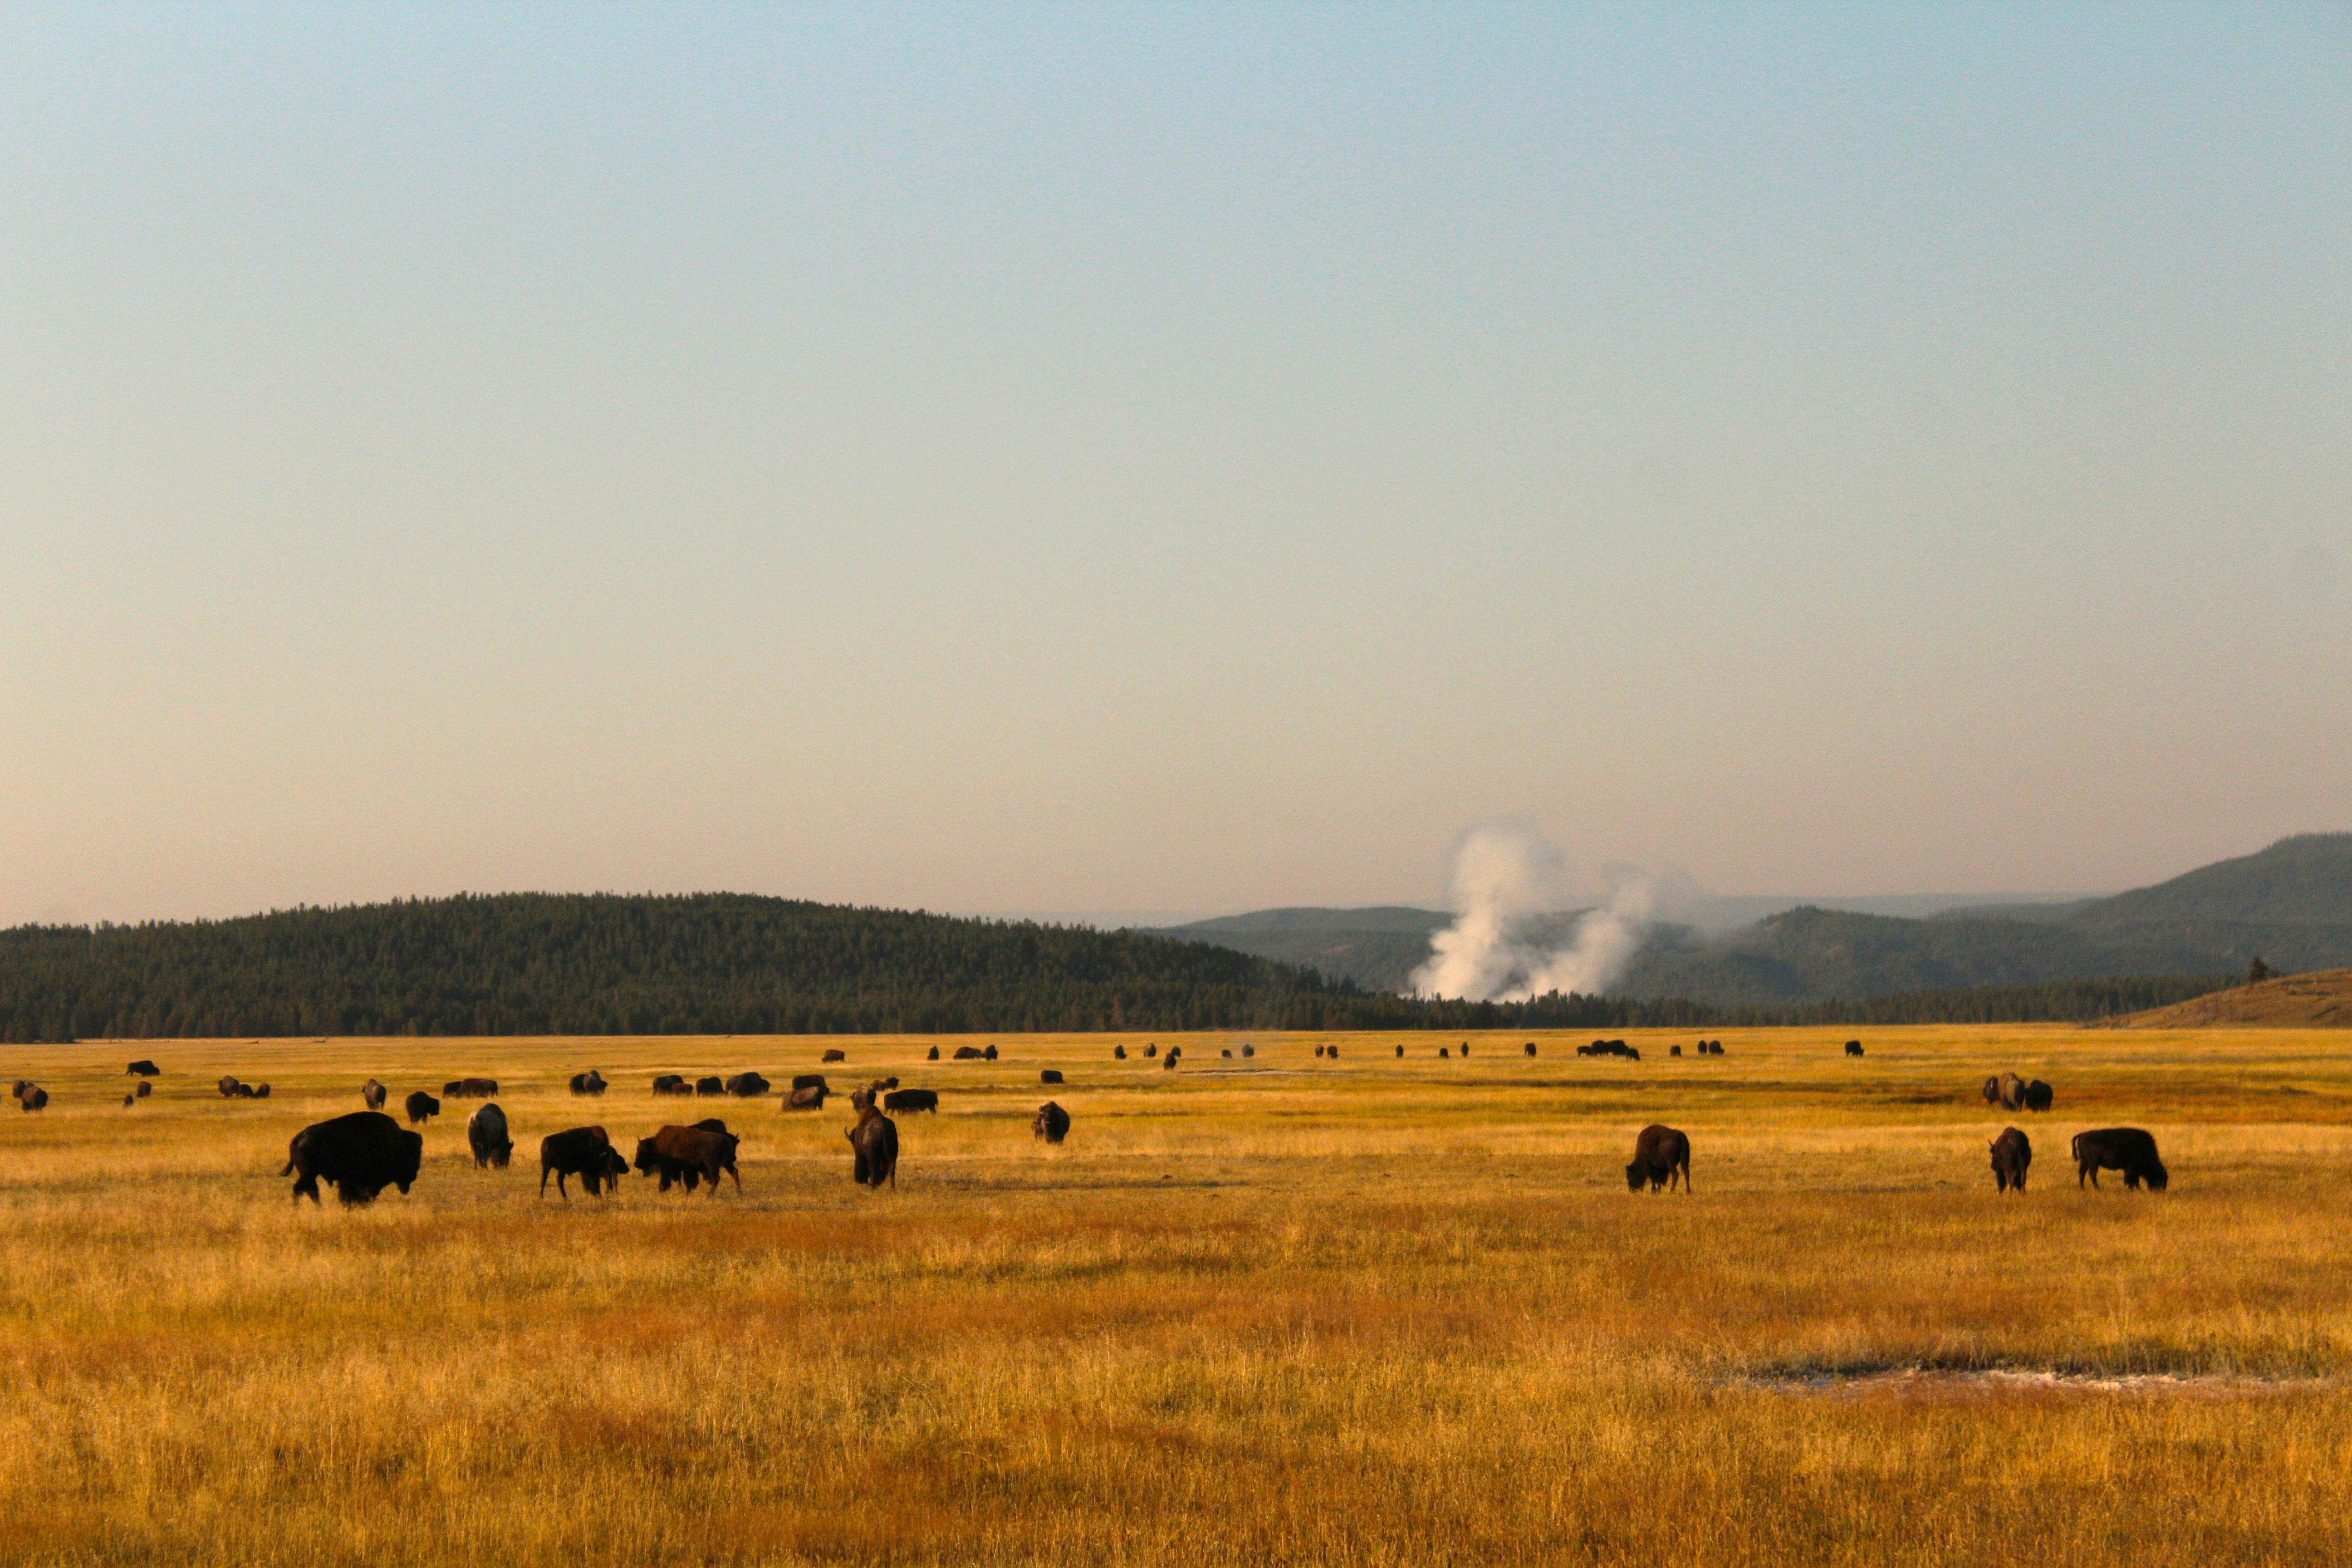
[{"xmin": 5, "ymin": 1024, "xmax": 2352, "ymax": 1565}]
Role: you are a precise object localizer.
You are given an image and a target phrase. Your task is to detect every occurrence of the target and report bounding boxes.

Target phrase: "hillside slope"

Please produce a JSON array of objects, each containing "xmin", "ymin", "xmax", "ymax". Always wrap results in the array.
[{"xmin": 2094, "ymin": 969, "xmax": 2352, "ymax": 1029}]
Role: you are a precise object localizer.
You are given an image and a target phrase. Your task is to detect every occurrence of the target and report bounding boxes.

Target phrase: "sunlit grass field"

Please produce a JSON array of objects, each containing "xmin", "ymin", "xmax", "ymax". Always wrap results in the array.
[{"xmin": 5, "ymin": 1024, "xmax": 2351, "ymax": 1566}]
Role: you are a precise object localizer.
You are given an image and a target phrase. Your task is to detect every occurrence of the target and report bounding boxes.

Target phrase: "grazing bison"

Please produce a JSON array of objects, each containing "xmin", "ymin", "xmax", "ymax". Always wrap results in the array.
[
  {"xmin": 1845, "ymin": 1040, "xmax": 1865, "ymax": 1057},
  {"xmin": 2024, "ymin": 1079, "xmax": 2053, "ymax": 1113},
  {"xmin": 926, "ymin": 1046, "xmax": 940, "ymax": 1061},
  {"xmin": 361, "ymin": 1078, "xmax": 388, "ymax": 1110},
  {"xmin": 848, "ymin": 1103, "xmax": 899, "ymax": 1189},
  {"xmin": 785, "ymin": 1084, "xmax": 828, "ymax": 1110},
  {"xmin": 466, "ymin": 1103, "xmax": 514, "ymax": 1169},
  {"xmin": 1670, "ymin": 1044, "xmax": 1682, "ymax": 1057},
  {"xmin": 405, "ymin": 1090, "xmax": 441, "ymax": 1125},
  {"xmin": 1322, "ymin": 1046, "xmax": 1335, "ymax": 1059},
  {"xmin": 218, "ymin": 1076, "xmax": 244, "ymax": 1098},
  {"xmin": 282, "ymin": 1111, "xmax": 424, "ymax": 1206},
  {"xmin": 2073, "ymin": 1128, "xmax": 2168, "ymax": 1191},
  {"xmin": 1439, "ymin": 1047, "xmax": 1450, "ymax": 1059},
  {"xmin": 953, "ymin": 1046, "xmax": 984, "ymax": 1061},
  {"xmin": 1314, "ymin": 1045, "xmax": 1325, "ymax": 1058},
  {"xmin": 17, "ymin": 1084, "xmax": 48, "ymax": 1112},
  {"xmin": 1161, "ymin": 1054, "xmax": 1177, "ymax": 1071},
  {"xmin": 1220, "ymin": 1049, "xmax": 1232, "ymax": 1059},
  {"xmin": 444, "ymin": 1078, "xmax": 498, "ymax": 1098},
  {"xmin": 1033, "ymin": 1102, "xmax": 1071, "ymax": 1144},
  {"xmin": 1143, "ymin": 1044, "xmax": 1157, "ymax": 1058},
  {"xmin": 126, "ymin": 1060, "xmax": 159, "ymax": 1077},
  {"xmin": 250, "ymin": 1084, "xmax": 272, "ymax": 1099},
  {"xmin": 1527, "ymin": 1042, "xmax": 1539, "ymax": 1058},
  {"xmin": 791, "ymin": 1074, "xmax": 828, "ymax": 1092},
  {"xmin": 1041, "ymin": 1069, "xmax": 1064, "ymax": 1084},
  {"xmin": 135, "ymin": 1080, "xmax": 152, "ymax": 1099},
  {"xmin": 883, "ymin": 1088, "xmax": 938, "ymax": 1114},
  {"xmin": 1114, "ymin": 1044, "xmax": 1127, "ymax": 1059},
  {"xmin": 539, "ymin": 1126, "xmax": 616, "ymax": 1199},
  {"xmin": 1997, "ymin": 1072, "xmax": 2028, "ymax": 1112},
  {"xmin": 1625, "ymin": 1125, "xmax": 1692, "ymax": 1193},
  {"xmin": 693, "ymin": 1076, "xmax": 725, "ymax": 1097},
  {"xmin": 570, "ymin": 1070, "xmax": 608, "ymax": 1097},
  {"xmin": 725, "ymin": 1072, "xmax": 770, "ymax": 1098},
  {"xmin": 634, "ymin": 1125, "xmax": 741, "ymax": 1196},
  {"xmin": 1989, "ymin": 1127, "xmax": 2032, "ymax": 1193},
  {"xmin": 1461, "ymin": 1042, "xmax": 1471, "ymax": 1056},
  {"xmin": 651, "ymin": 1074, "xmax": 691, "ymax": 1096},
  {"xmin": 822, "ymin": 1049, "xmax": 847, "ymax": 1063}
]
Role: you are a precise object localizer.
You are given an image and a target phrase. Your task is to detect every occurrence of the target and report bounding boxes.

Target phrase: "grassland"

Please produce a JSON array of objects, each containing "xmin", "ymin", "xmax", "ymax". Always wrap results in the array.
[{"xmin": 5, "ymin": 1025, "xmax": 2352, "ymax": 1566}]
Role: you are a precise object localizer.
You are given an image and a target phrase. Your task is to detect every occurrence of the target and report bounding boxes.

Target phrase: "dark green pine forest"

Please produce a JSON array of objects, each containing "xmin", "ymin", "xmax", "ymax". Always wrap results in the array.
[{"xmin": 0, "ymin": 892, "xmax": 2234, "ymax": 1043}]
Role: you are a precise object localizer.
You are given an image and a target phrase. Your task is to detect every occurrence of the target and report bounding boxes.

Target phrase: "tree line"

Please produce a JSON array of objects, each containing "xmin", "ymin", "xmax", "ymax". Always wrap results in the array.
[{"xmin": 0, "ymin": 893, "xmax": 2237, "ymax": 1042}]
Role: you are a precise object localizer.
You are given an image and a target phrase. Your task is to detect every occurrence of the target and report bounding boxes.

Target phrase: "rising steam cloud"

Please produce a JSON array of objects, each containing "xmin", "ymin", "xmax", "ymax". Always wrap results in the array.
[{"xmin": 1410, "ymin": 825, "xmax": 1653, "ymax": 1002}]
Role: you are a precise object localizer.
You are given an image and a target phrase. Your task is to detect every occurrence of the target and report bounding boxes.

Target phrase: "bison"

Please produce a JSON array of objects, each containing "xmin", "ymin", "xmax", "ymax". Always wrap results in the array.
[
  {"xmin": 1395, "ymin": 1044, "xmax": 1404, "ymax": 1057},
  {"xmin": 784, "ymin": 1084, "xmax": 828, "ymax": 1110},
  {"xmin": 883, "ymin": 1088, "xmax": 938, "ymax": 1114},
  {"xmin": 848, "ymin": 1103, "xmax": 898, "ymax": 1189},
  {"xmin": 724, "ymin": 1072, "xmax": 770, "ymax": 1098},
  {"xmin": 822, "ymin": 1049, "xmax": 847, "ymax": 1063},
  {"xmin": 405, "ymin": 1090, "xmax": 441, "ymax": 1125},
  {"xmin": 1033, "ymin": 1101, "xmax": 1071, "ymax": 1144},
  {"xmin": 250, "ymin": 1083, "xmax": 271, "ymax": 1099},
  {"xmin": 1220, "ymin": 1049, "xmax": 1232, "ymax": 1059},
  {"xmin": 1113, "ymin": 1044, "xmax": 1127, "ymax": 1059},
  {"xmin": 1990, "ymin": 1127, "xmax": 2032, "ymax": 1193},
  {"xmin": 1997, "ymin": 1072, "xmax": 2027, "ymax": 1112},
  {"xmin": 444, "ymin": 1078, "xmax": 498, "ymax": 1098},
  {"xmin": 361, "ymin": 1078, "xmax": 389, "ymax": 1111},
  {"xmin": 1669, "ymin": 1044, "xmax": 1682, "ymax": 1057},
  {"xmin": 1161, "ymin": 1054, "xmax": 1177, "ymax": 1071},
  {"xmin": 983, "ymin": 1045, "xmax": 999, "ymax": 1061},
  {"xmin": 126, "ymin": 1060, "xmax": 159, "ymax": 1077},
  {"xmin": 634, "ymin": 1126, "xmax": 741, "ymax": 1196},
  {"xmin": 218, "ymin": 1076, "xmax": 245, "ymax": 1098},
  {"xmin": 17, "ymin": 1084, "xmax": 47, "ymax": 1112},
  {"xmin": 1981, "ymin": 1076, "xmax": 2001, "ymax": 1105},
  {"xmin": 1526, "ymin": 1042, "xmax": 1539, "ymax": 1058},
  {"xmin": 651, "ymin": 1074, "xmax": 691, "ymax": 1096},
  {"xmin": 927, "ymin": 1046, "xmax": 940, "ymax": 1061},
  {"xmin": 1439, "ymin": 1047, "xmax": 1450, "ymax": 1059},
  {"xmin": 1845, "ymin": 1040, "xmax": 1865, "ymax": 1057},
  {"xmin": 1041, "ymin": 1069, "xmax": 1064, "ymax": 1085},
  {"xmin": 1242, "ymin": 1044, "xmax": 1254, "ymax": 1058},
  {"xmin": 282, "ymin": 1111, "xmax": 424, "ymax": 1206},
  {"xmin": 466, "ymin": 1103, "xmax": 514, "ymax": 1169},
  {"xmin": 1625, "ymin": 1125, "xmax": 1692, "ymax": 1193},
  {"xmin": 135, "ymin": 1080, "xmax": 151, "ymax": 1099},
  {"xmin": 2073, "ymin": 1128, "xmax": 2167, "ymax": 1191},
  {"xmin": 570, "ymin": 1070, "xmax": 608, "ymax": 1097},
  {"xmin": 693, "ymin": 1076, "xmax": 725, "ymax": 1097},
  {"xmin": 953, "ymin": 1046, "xmax": 985, "ymax": 1061},
  {"xmin": 539, "ymin": 1126, "xmax": 616, "ymax": 1199},
  {"xmin": 2024, "ymin": 1079, "xmax": 2053, "ymax": 1113}
]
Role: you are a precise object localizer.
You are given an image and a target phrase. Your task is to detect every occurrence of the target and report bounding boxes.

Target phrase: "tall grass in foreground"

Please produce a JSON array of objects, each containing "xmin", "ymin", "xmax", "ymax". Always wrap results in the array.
[{"xmin": 3, "ymin": 1024, "xmax": 2351, "ymax": 1565}]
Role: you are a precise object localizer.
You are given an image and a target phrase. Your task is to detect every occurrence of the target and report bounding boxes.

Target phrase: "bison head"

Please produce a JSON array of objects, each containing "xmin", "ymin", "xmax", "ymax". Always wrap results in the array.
[
  {"xmin": 392, "ymin": 1129, "xmax": 424, "ymax": 1193},
  {"xmin": 1624, "ymin": 1162, "xmax": 1648, "ymax": 1192},
  {"xmin": 633, "ymin": 1138, "xmax": 660, "ymax": 1176},
  {"xmin": 2142, "ymin": 1159, "xmax": 2169, "ymax": 1191}
]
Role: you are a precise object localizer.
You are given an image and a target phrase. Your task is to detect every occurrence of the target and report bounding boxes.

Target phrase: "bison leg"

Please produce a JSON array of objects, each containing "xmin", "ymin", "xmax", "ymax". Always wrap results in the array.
[
  {"xmin": 292, "ymin": 1171, "xmax": 322, "ymax": 1205},
  {"xmin": 1678, "ymin": 1159, "xmax": 1690, "ymax": 1193},
  {"xmin": 853, "ymin": 1151, "xmax": 869, "ymax": 1186}
]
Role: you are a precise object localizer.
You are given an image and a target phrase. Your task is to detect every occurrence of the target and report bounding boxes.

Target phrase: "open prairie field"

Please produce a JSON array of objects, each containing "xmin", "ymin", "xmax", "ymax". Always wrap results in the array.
[{"xmin": 5, "ymin": 1024, "xmax": 2352, "ymax": 1566}]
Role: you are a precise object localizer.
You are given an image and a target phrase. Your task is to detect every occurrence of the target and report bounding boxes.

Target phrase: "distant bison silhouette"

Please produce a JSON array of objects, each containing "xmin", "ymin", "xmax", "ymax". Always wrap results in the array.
[
  {"xmin": 218, "ymin": 1076, "xmax": 245, "ymax": 1098},
  {"xmin": 983, "ymin": 1045, "xmax": 999, "ymax": 1061},
  {"xmin": 1033, "ymin": 1101, "xmax": 1071, "ymax": 1144},
  {"xmin": 1242, "ymin": 1044, "xmax": 1254, "ymax": 1058},
  {"xmin": 360, "ymin": 1079, "xmax": 388, "ymax": 1111},
  {"xmin": 1669, "ymin": 1044, "xmax": 1682, "ymax": 1057},
  {"xmin": 126, "ymin": 1060, "xmax": 159, "ymax": 1077},
  {"xmin": 693, "ymin": 1076, "xmax": 725, "ymax": 1097},
  {"xmin": 135, "ymin": 1080, "xmax": 152, "ymax": 1099},
  {"xmin": 1325, "ymin": 1046, "xmax": 1337, "ymax": 1059},
  {"xmin": 1114, "ymin": 1044, "xmax": 1127, "ymax": 1059},
  {"xmin": 953, "ymin": 1046, "xmax": 985, "ymax": 1060},
  {"xmin": 1996, "ymin": 1072, "xmax": 2027, "ymax": 1112},
  {"xmin": 443, "ymin": 1078, "xmax": 498, "ymax": 1098},
  {"xmin": 1461, "ymin": 1042, "xmax": 1471, "ymax": 1056},
  {"xmin": 2024, "ymin": 1079, "xmax": 2053, "ymax": 1112},
  {"xmin": 1989, "ymin": 1127, "xmax": 2031, "ymax": 1193},
  {"xmin": 651, "ymin": 1074, "xmax": 691, "ymax": 1096},
  {"xmin": 1625, "ymin": 1125, "xmax": 1691, "ymax": 1193},
  {"xmin": 849, "ymin": 1103, "xmax": 898, "ymax": 1189},
  {"xmin": 791, "ymin": 1074, "xmax": 828, "ymax": 1092},
  {"xmin": 822, "ymin": 1049, "xmax": 847, "ymax": 1063},
  {"xmin": 570, "ymin": 1070, "xmax": 608, "ymax": 1097},
  {"xmin": 1143, "ymin": 1044, "xmax": 1157, "ymax": 1058},
  {"xmin": 466, "ymin": 1104, "xmax": 514, "ymax": 1169},
  {"xmin": 1220, "ymin": 1049, "xmax": 1232, "ymax": 1059},
  {"xmin": 2073, "ymin": 1128, "xmax": 2167, "ymax": 1191},
  {"xmin": 404, "ymin": 1090, "xmax": 440, "ymax": 1124},
  {"xmin": 283, "ymin": 1111, "xmax": 423, "ymax": 1206},
  {"xmin": 1313, "ymin": 1045, "xmax": 1325, "ymax": 1058},
  {"xmin": 1395, "ymin": 1044, "xmax": 1404, "ymax": 1057},
  {"xmin": 1439, "ymin": 1047, "xmax": 1450, "ymax": 1059},
  {"xmin": 785, "ymin": 1084, "xmax": 829, "ymax": 1110},
  {"xmin": 872, "ymin": 1078, "xmax": 898, "ymax": 1090},
  {"xmin": 883, "ymin": 1088, "xmax": 937, "ymax": 1113},
  {"xmin": 1981, "ymin": 1076, "xmax": 2001, "ymax": 1105},
  {"xmin": 634, "ymin": 1125, "xmax": 740, "ymax": 1196},
  {"xmin": 539, "ymin": 1126, "xmax": 617, "ymax": 1199},
  {"xmin": 16, "ymin": 1083, "xmax": 47, "ymax": 1112},
  {"xmin": 724, "ymin": 1072, "xmax": 770, "ymax": 1098},
  {"xmin": 1526, "ymin": 1042, "xmax": 1539, "ymax": 1058},
  {"xmin": 1041, "ymin": 1069, "xmax": 1064, "ymax": 1084},
  {"xmin": 1161, "ymin": 1054, "xmax": 1177, "ymax": 1071},
  {"xmin": 927, "ymin": 1046, "xmax": 940, "ymax": 1061},
  {"xmin": 1844, "ymin": 1041, "xmax": 1864, "ymax": 1057}
]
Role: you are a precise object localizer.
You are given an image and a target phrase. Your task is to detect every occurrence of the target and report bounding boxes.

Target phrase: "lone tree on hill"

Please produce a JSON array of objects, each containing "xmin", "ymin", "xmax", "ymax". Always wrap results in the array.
[{"xmin": 2247, "ymin": 956, "xmax": 2274, "ymax": 986}]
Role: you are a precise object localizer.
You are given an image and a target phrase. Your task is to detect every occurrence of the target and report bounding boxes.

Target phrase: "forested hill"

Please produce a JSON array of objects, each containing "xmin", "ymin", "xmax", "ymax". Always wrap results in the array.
[{"xmin": 0, "ymin": 894, "xmax": 1435, "ymax": 1041}]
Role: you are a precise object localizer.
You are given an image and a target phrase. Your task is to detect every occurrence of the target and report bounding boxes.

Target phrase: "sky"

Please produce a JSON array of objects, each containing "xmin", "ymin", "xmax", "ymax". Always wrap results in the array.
[{"xmin": 2, "ymin": 3, "xmax": 2348, "ymax": 928}]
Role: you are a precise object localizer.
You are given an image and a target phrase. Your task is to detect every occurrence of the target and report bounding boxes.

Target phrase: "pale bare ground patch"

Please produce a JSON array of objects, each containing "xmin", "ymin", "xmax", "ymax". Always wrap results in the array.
[{"xmin": 5, "ymin": 1026, "xmax": 2352, "ymax": 1563}]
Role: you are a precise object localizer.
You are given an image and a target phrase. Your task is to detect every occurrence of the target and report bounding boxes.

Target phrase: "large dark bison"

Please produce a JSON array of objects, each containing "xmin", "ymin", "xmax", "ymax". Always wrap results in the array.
[
  {"xmin": 1040, "ymin": 1069, "xmax": 1064, "ymax": 1085},
  {"xmin": 693, "ymin": 1076, "xmax": 725, "ymax": 1098},
  {"xmin": 1526, "ymin": 1042, "xmax": 1539, "ymax": 1057},
  {"xmin": 405, "ymin": 1090, "xmax": 441, "ymax": 1125},
  {"xmin": 360, "ymin": 1078, "xmax": 389, "ymax": 1111},
  {"xmin": 822, "ymin": 1049, "xmax": 847, "ymax": 1063},
  {"xmin": 953, "ymin": 1045, "xmax": 984, "ymax": 1061},
  {"xmin": 539, "ymin": 1126, "xmax": 620, "ymax": 1199},
  {"xmin": 883, "ymin": 1088, "xmax": 938, "ymax": 1114},
  {"xmin": 1845, "ymin": 1040, "xmax": 1865, "ymax": 1057},
  {"xmin": 651, "ymin": 1074, "xmax": 691, "ymax": 1096},
  {"xmin": 466, "ymin": 1104, "xmax": 514, "ymax": 1169},
  {"xmin": 1625, "ymin": 1125, "xmax": 1691, "ymax": 1193},
  {"xmin": 784, "ymin": 1084, "xmax": 828, "ymax": 1110},
  {"xmin": 250, "ymin": 1083, "xmax": 271, "ymax": 1099},
  {"xmin": 1113, "ymin": 1044, "xmax": 1127, "ymax": 1060},
  {"xmin": 725, "ymin": 1072, "xmax": 770, "ymax": 1098},
  {"xmin": 790, "ymin": 1073, "xmax": 828, "ymax": 1092},
  {"xmin": 570, "ymin": 1070, "xmax": 608, "ymax": 1097},
  {"xmin": 849, "ymin": 1103, "xmax": 898, "ymax": 1189},
  {"xmin": 984, "ymin": 1044, "xmax": 999, "ymax": 1061},
  {"xmin": 1242, "ymin": 1044, "xmax": 1254, "ymax": 1058},
  {"xmin": 1033, "ymin": 1102, "xmax": 1071, "ymax": 1144},
  {"xmin": 926, "ymin": 1046, "xmax": 940, "ymax": 1061},
  {"xmin": 126, "ymin": 1060, "xmax": 159, "ymax": 1077},
  {"xmin": 1981, "ymin": 1076, "xmax": 2001, "ymax": 1106},
  {"xmin": 444, "ymin": 1078, "xmax": 498, "ymax": 1099},
  {"xmin": 1143, "ymin": 1044, "xmax": 1157, "ymax": 1058},
  {"xmin": 2073, "ymin": 1128, "xmax": 2168, "ymax": 1191},
  {"xmin": 2024, "ymin": 1079, "xmax": 2053, "ymax": 1112},
  {"xmin": 1995, "ymin": 1072, "xmax": 2027, "ymax": 1112},
  {"xmin": 218, "ymin": 1075, "xmax": 245, "ymax": 1098},
  {"xmin": 634, "ymin": 1126, "xmax": 741, "ymax": 1196},
  {"xmin": 135, "ymin": 1080, "xmax": 152, "ymax": 1098},
  {"xmin": 282, "ymin": 1111, "xmax": 424, "ymax": 1206},
  {"xmin": 1989, "ymin": 1127, "xmax": 2032, "ymax": 1194},
  {"xmin": 17, "ymin": 1083, "xmax": 48, "ymax": 1112}
]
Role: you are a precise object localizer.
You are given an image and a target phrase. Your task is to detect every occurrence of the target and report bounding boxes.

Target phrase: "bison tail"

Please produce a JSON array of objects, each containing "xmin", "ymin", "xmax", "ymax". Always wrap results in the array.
[{"xmin": 279, "ymin": 1158, "xmax": 295, "ymax": 1176}]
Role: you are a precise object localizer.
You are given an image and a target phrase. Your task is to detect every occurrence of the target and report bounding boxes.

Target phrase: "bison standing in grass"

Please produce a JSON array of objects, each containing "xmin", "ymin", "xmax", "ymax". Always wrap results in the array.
[
  {"xmin": 1033, "ymin": 1102, "xmax": 1071, "ymax": 1144},
  {"xmin": 634, "ymin": 1125, "xmax": 741, "ymax": 1196},
  {"xmin": 126, "ymin": 1060, "xmax": 159, "ymax": 1078},
  {"xmin": 570, "ymin": 1070, "xmax": 608, "ymax": 1097},
  {"xmin": 2073, "ymin": 1128, "xmax": 2168, "ymax": 1191},
  {"xmin": 360, "ymin": 1078, "xmax": 388, "ymax": 1111},
  {"xmin": 883, "ymin": 1088, "xmax": 938, "ymax": 1114},
  {"xmin": 404, "ymin": 1090, "xmax": 441, "ymax": 1125},
  {"xmin": 1625, "ymin": 1125, "xmax": 1692, "ymax": 1193},
  {"xmin": 2024, "ymin": 1079, "xmax": 2053, "ymax": 1113},
  {"xmin": 848, "ymin": 1103, "xmax": 899, "ymax": 1189},
  {"xmin": 539, "ymin": 1126, "xmax": 618, "ymax": 1199},
  {"xmin": 1989, "ymin": 1127, "xmax": 2031, "ymax": 1193},
  {"xmin": 466, "ymin": 1103, "xmax": 514, "ymax": 1169},
  {"xmin": 283, "ymin": 1112, "xmax": 423, "ymax": 1206}
]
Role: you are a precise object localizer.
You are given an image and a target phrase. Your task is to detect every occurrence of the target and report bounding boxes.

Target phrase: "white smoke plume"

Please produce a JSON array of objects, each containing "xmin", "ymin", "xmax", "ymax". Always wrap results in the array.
[{"xmin": 1410, "ymin": 824, "xmax": 1654, "ymax": 1002}]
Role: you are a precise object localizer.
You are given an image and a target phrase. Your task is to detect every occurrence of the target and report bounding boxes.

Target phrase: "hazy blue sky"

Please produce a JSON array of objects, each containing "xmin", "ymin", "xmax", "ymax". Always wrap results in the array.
[{"xmin": 3, "ymin": 4, "xmax": 2347, "ymax": 926}]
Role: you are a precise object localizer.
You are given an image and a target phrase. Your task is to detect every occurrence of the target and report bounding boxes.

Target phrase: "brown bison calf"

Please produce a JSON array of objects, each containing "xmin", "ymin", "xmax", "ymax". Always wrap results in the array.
[
  {"xmin": 1625, "ymin": 1125, "xmax": 1691, "ymax": 1193},
  {"xmin": 1989, "ymin": 1127, "xmax": 2031, "ymax": 1193}
]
